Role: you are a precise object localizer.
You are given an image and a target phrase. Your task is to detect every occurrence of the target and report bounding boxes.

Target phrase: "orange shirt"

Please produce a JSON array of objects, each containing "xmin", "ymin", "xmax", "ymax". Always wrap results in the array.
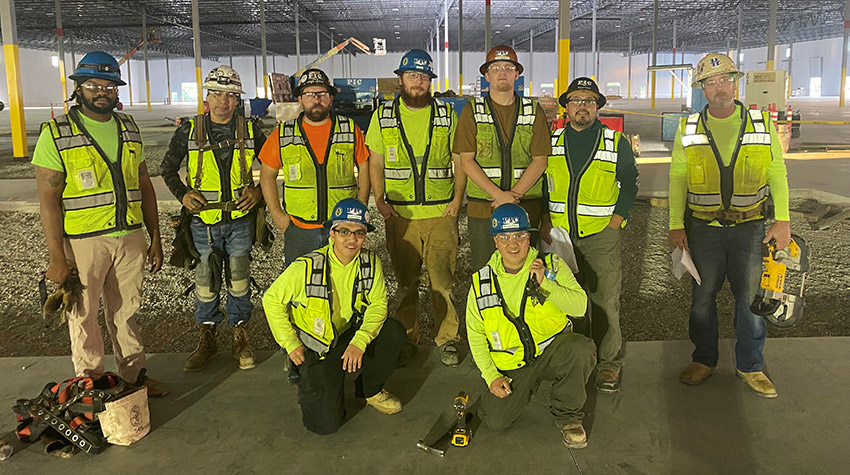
[{"xmin": 259, "ymin": 118, "xmax": 369, "ymax": 229}]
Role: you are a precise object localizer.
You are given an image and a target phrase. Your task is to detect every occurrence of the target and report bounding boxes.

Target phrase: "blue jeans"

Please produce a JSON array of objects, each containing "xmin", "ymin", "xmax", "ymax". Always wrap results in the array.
[
  {"xmin": 688, "ymin": 219, "xmax": 766, "ymax": 372},
  {"xmin": 190, "ymin": 217, "xmax": 254, "ymax": 326},
  {"xmin": 283, "ymin": 224, "xmax": 329, "ymax": 268}
]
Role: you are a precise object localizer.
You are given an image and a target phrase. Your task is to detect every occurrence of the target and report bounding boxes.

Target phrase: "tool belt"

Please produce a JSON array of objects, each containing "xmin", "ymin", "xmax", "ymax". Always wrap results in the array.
[
  {"xmin": 199, "ymin": 200, "xmax": 239, "ymax": 212},
  {"xmin": 12, "ymin": 372, "xmax": 148, "ymax": 454},
  {"xmin": 693, "ymin": 204, "xmax": 764, "ymax": 226}
]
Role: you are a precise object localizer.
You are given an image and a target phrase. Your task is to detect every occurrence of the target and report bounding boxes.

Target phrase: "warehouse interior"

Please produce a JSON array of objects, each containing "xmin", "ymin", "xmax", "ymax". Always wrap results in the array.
[{"xmin": 1, "ymin": 1, "xmax": 850, "ymax": 472}]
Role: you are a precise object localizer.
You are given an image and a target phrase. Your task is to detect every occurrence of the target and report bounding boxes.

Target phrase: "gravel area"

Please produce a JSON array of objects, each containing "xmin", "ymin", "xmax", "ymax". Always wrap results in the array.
[{"xmin": 0, "ymin": 200, "xmax": 848, "ymax": 359}]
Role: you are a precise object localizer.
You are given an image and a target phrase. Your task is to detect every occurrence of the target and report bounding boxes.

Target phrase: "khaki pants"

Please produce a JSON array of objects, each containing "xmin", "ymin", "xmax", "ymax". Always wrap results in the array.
[
  {"xmin": 64, "ymin": 230, "xmax": 147, "ymax": 382},
  {"xmin": 384, "ymin": 215, "xmax": 459, "ymax": 346}
]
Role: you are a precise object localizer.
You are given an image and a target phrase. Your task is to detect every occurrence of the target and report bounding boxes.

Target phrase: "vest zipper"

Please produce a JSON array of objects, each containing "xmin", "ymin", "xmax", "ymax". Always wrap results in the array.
[
  {"xmin": 486, "ymin": 95, "xmax": 520, "ymax": 191},
  {"xmin": 298, "ymin": 114, "xmax": 335, "ymax": 223},
  {"xmin": 700, "ymin": 102, "xmax": 747, "ymax": 212},
  {"xmin": 493, "ymin": 272, "xmax": 537, "ymax": 367},
  {"xmin": 395, "ymin": 100, "xmax": 436, "ymax": 205},
  {"xmin": 564, "ymin": 127, "xmax": 602, "ymax": 240}
]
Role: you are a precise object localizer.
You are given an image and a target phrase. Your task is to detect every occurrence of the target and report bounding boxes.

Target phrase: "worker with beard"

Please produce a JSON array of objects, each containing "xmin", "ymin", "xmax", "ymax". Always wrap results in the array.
[
  {"xmin": 452, "ymin": 45, "xmax": 551, "ymax": 272},
  {"xmin": 366, "ymin": 49, "xmax": 465, "ymax": 367},
  {"xmin": 540, "ymin": 77, "xmax": 638, "ymax": 394},
  {"xmin": 669, "ymin": 53, "xmax": 790, "ymax": 398},
  {"xmin": 259, "ymin": 68, "xmax": 371, "ymax": 267},
  {"xmin": 160, "ymin": 65, "xmax": 267, "ymax": 373},
  {"xmin": 32, "ymin": 51, "xmax": 167, "ymax": 396}
]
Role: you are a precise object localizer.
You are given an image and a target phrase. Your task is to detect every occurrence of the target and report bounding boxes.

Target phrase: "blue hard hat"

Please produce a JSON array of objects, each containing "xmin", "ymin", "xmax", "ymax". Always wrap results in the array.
[
  {"xmin": 394, "ymin": 49, "xmax": 437, "ymax": 78},
  {"xmin": 490, "ymin": 203, "xmax": 536, "ymax": 235},
  {"xmin": 69, "ymin": 51, "xmax": 126, "ymax": 86},
  {"xmin": 324, "ymin": 198, "xmax": 375, "ymax": 232}
]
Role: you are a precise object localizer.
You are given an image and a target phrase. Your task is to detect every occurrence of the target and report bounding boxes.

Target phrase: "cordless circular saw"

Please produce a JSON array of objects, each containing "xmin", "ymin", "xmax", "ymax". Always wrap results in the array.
[{"xmin": 750, "ymin": 233, "xmax": 809, "ymax": 328}]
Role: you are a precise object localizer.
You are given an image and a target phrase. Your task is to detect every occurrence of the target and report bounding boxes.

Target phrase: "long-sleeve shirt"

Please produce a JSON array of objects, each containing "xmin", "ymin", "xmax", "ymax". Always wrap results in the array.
[
  {"xmin": 263, "ymin": 245, "xmax": 388, "ymax": 354},
  {"xmin": 669, "ymin": 105, "xmax": 789, "ymax": 230},
  {"xmin": 466, "ymin": 247, "xmax": 588, "ymax": 386}
]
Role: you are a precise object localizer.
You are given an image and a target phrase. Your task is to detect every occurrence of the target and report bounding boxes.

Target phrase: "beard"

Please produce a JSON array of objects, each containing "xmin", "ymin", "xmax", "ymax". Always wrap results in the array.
[
  {"xmin": 571, "ymin": 112, "xmax": 594, "ymax": 128},
  {"xmin": 400, "ymin": 84, "xmax": 432, "ymax": 109},
  {"xmin": 78, "ymin": 93, "xmax": 118, "ymax": 114},
  {"xmin": 304, "ymin": 104, "xmax": 331, "ymax": 122}
]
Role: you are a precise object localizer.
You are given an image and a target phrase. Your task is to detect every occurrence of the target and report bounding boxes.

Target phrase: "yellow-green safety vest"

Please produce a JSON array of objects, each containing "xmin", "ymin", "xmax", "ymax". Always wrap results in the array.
[
  {"xmin": 44, "ymin": 107, "xmax": 144, "ymax": 238},
  {"xmin": 468, "ymin": 96, "xmax": 542, "ymax": 200},
  {"xmin": 279, "ymin": 115, "xmax": 357, "ymax": 225},
  {"xmin": 186, "ymin": 115, "xmax": 256, "ymax": 225},
  {"xmin": 290, "ymin": 246, "xmax": 375, "ymax": 358},
  {"xmin": 471, "ymin": 254, "xmax": 573, "ymax": 371},
  {"xmin": 680, "ymin": 105, "xmax": 772, "ymax": 223},
  {"xmin": 546, "ymin": 126, "xmax": 623, "ymax": 238},
  {"xmin": 377, "ymin": 98, "xmax": 454, "ymax": 206}
]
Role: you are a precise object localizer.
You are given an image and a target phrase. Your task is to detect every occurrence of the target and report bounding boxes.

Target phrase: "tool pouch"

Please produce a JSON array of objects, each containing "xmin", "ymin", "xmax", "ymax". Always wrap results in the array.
[{"xmin": 168, "ymin": 207, "xmax": 201, "ymax": 270}]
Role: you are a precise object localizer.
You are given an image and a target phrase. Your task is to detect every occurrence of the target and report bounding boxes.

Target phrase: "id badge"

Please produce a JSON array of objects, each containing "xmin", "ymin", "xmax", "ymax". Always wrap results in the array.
[
  {"xmin": 387, "ymin": 146, "xmax": 397, "ymax": 163},
  {"xmin": 79, "ymin": 170, "xmax": 96, "ymax": 190},
  {"xmin": 288, "ymin": 164, "xmax": 300, "ymax": 182},
  {"xmin": 312, "ymin": 317, "xmax": 325, "ymax": 337},
  {"xmin": 490, "ymin": 331, "xmax": 503, "ymax": 351}
]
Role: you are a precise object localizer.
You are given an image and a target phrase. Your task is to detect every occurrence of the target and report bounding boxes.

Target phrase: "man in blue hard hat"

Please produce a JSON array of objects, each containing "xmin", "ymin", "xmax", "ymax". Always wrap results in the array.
[
  {"xmin": 160, "ymin": 65, "xmax": 267, "ymax": 373},
  {"xmin": 466, "ymin": 203, "xmax": 595, "ymax": 448},
  {"xmin": 367, "ymin": 49, "xmax": 466, "ymax": 367},
  {"xmin": 32, "ymin": 51, "xmax": 167, "ymax": 396},
  {"xmin": 264, "ymin": 198, "xmax": 406, "ymax": 435}
]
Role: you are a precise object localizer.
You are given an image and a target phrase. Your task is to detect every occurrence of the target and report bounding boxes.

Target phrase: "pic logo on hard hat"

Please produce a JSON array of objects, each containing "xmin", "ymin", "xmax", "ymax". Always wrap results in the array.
[
  {"xmin": 413, "ymin": 58, "xmax": 431, "ymax": 67},
  {"xmin": 495, "ymin": 50, "xmax": 510, "ymax": 59},
  {"xmin": 502, "ymin": 217, "xmax": 520, "ymax": 229},
  {"xmin": 577, "ymin": 79, "xmax": 592, "ymax": 87}
]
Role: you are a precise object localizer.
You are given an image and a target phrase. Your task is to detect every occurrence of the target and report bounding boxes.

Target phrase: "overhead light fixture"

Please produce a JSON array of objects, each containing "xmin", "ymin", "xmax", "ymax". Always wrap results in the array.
[
  {"xmin": 505, "ymin": 24, "xmax": 511, "ymax": 28},
  {"xmin": 392, "ymin": 7, "xmax": 399, "ymax": 11},
  {"xmin": 329, "ymin": 26, "xmax": 335, "ymax": 29},
  {"xmin": 495, "ymin": 30, "xmax": 501, "ymax": 34}
]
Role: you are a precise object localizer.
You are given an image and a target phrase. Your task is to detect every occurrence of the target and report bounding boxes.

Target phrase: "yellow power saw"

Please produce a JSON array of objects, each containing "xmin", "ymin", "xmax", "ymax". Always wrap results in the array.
[{"xmin": 750, "ymin": 234, "xmax": 809, "ymax": 328}]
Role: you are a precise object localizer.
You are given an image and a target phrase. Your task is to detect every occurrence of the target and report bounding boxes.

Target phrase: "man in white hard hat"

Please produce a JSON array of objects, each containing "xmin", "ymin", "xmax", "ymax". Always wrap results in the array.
[
  {"xmin": 669, "ymin": 52, "xmax": 790, "ymax": 398},
  {"xmin": 161, "ymin": 65, "xmax": 267, "ymax": 373}
]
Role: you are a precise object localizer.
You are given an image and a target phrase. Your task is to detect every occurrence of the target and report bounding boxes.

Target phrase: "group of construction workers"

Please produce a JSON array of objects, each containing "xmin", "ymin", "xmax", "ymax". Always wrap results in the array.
[{"xmin": 33, "ymin": 43, "xmax": 788, "ymax": 449}]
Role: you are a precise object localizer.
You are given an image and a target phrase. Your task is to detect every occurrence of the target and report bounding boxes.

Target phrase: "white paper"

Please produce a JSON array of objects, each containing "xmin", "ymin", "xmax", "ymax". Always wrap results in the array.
[
  {"xmin": 539, "ymin": 226, "xmax": 580, "ymax": 274},
  {"xmin": 672, "ymin": 247, "xmax": 702, "ymax": 285}
]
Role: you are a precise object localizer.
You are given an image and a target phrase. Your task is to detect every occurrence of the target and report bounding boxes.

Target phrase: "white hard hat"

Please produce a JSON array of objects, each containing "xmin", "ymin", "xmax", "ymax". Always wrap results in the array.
[
  {"xmin": 692, "ymin": 53, "xmax": 744, "ymax": 88},
  {"xmin": 203, "ymin": 65, "xmax": 246, "ymax": 94}
]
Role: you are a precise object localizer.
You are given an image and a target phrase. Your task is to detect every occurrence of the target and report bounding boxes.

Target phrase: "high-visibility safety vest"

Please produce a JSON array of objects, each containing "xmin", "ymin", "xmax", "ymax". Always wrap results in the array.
[
  {"xmin": 546, "ymin": 126, "xmax": 623, "ymax": 238},
  {"xmin": 377, "ymin": 99, "xmax": 454, "ymax": 206},
  {"xmin": 187, "ymin": 115, "xmax": 256, "ymax": 225},
  {"xmin": 43, "ymin": 107, "xmax": 144, "ymax": 238},
  {"xmin": 471, "ymin": 254, "xmax": 572, "ymax": 371},
  {"xmin": 468, "ymin": 96, "xmax": 542, "ymax": 200},
  {"xmin": 290, "ymin": 246, "xmax": 376, "ymax": 358},
  {"xmin": 278, "ymin": 115, "xmax": 357, "ymax": 225},
  {"xmin": 679, "ymin": 104, "xmax": 772, "ymax": 224}
]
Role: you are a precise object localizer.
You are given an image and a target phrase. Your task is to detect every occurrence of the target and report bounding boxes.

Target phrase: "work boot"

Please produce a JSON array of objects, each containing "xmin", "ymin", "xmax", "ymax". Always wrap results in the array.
[
  {"xmin": 736, "ymin": 370, "xmax": 778, "ymax": 398},
  {"xmin": 142, "ymin": 376, "xmax": 170, "ymax": 398},
  {"xmin": 365, "ymin": 389, "xmax": 403, "ymax": 415},
  {"xmin": 232, "ymin": 322, "xmax": 256, "ymax": 370},
  {"xmin": 439, "ymin": 341, "xmax": 460, "ymax": 367},
  {"xmin": 184, "ymin": 323, "xmax": 218, "ymax": 372},
  {"xmin": 596, "ymin": 369, "xmax": 621, "ymax": 393},
  {"xmin": 679, "ymin": 362, "xmax": 716, "ymax": 385},
  {"xmin": 561, "ymin": 423, "xmax": 588, "ymax": 449}
]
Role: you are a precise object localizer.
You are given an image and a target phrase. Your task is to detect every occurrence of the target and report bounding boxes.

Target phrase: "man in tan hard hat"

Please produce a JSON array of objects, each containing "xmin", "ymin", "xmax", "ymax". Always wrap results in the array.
[
  {"xmin": 161, "ymin": 65, "xmax": 267, "ymax": 372},
  {"xmin": 669, "ymin": 52, "xmax": 790, "ymax": 398},
  {"xmin": 452, "ymin": 45, "xmax": 551, "ymax": 272}
]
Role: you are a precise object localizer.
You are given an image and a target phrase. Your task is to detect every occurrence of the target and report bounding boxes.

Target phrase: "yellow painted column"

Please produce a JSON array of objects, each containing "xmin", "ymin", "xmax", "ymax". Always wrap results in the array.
[
  {"xmin": 841, "ymin": 1, "xmax": 850, "ymax": 107},
  {"xmin": 195, "ymin": 66, "xmax": 204, "ymax": 115},
  {"xmin": 557, "ymin": 0, "xmax": 570, "ymax": 114},
  {"xmin": 2, "ymin": 0, "xmax": 28, "ymax": 159}
]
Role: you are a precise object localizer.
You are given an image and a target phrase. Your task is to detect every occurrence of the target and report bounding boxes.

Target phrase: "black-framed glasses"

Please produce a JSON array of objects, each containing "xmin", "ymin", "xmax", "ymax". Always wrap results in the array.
[
  {"xmin": 333, "ymin": 227, "xmax": 367, "ymax": 239},
  {"xmin": 567, "ymin": 98, "xmax": 597, "ymax": 107},
  {"xmin": 495, "ymin": 231, "xmax": 530, "ymax": 243},
  {"xmin": 403, "ymin": 71, "xmax": 431, "ymax": 81},
  {"xmin": 81, "ymin": 83, "xmax": 119, "ymax": 94},
  {"xmin": 302, "ymin": 91, "xmax": 331, "ymax": 100}
]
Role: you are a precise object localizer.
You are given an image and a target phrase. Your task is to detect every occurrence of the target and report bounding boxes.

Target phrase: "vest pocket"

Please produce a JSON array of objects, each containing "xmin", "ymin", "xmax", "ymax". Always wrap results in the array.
[
  {"xmin": 689, "ymin": 161, "xmax": 706, "ymax": 186},
  {"xmin": 477, "ymin": 136, "xmax": 492, "ymax": 160},
  {"xmin": 742, "ymin": 154, "xmax": 769, "ymax": 187}
]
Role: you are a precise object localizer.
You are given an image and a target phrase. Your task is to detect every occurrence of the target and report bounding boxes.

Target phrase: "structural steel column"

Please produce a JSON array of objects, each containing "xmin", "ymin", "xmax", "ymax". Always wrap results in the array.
[
  {"xmin": 165, "ymin": 49, "xmax": 172, "ymax": 104},
  {"xmin": 841, "ymin": 0, "xmax": 850, "ymax": 106},
  {"xmin": 316, "ymin": 22, "xmax": 321, "ymax": 56},
  {"xmin": 1, "ymin": 0, "xmax": 28, "ymax": 159},
  {"xmin": 127, "ymin": 59, "xmax": 133, "ymax": 106},
  {"xmin": 680, "ymin": 45, "xmax": 684, "ymax": 98},
  {"xmin": 485, "ymin": 0, "xmax": 491, "ymax": 53},
  {"xmin": 253, "ymin": 54, "xmax": 259, "ymax": 97},
  {"xmin": 191, "ymin": 0, "xmax": 203, "ymax": 113},
  {"xmin": 434, "ymin": 23, "xmax": 440, "ymax": 92},
  {"xmin": 295, "ymin": 0, "xmax": 301, "ymax": 70},
  {"xmin": 458, "ymin": 0, "xmax": 463, "ymax": 92},
  {"xmin": 260, "ymin": 0, "xmax": 269, "ymax": 98},
  {"xmin": 767, "ymin": 0, "xmax": 777, "ymax": 70},
  {"xmin": 444, "ymin": 0, "xmax": 449, "ymax": 91},
  {"xmin": 627, "ymin": 32, "xmax": 632, "ymax": 100},
  {"xmin": 68, "ymin": 32, "xmax": 76, "ymax": 71},
  {"xmin": 229, "ymin": 43, "xmax": 233, "ymax": 67},
  {"xmin": 529, "ymin": 30, "xmax": 534, "ymax": 96},
  {"xmin": 142, "ymin": 7, "xmax": 151, "ymax": 111},
  {"xmin": 736, "ymin": 2, "xmax": 743, "ymax": 99},
  {"xmin": 591, "ymin": 0, "xmax": 597, "ymax": 80},
  {"xmin": 787, "ymin": 28, "xmax": 794, "ymax": 99},
  {"xmin": 557, "ymin": 0, "xmax": 570, "ymax": 103},
  {"xmin": 672, "ymin": 20, "xmax": 676, "ymax": 100},
  {"xmin": 651, "ymin": 0, "xmax": 658, "ymax": 109},
  {"xmin": 55, "ymin": 0, "xmax": 69, "ymax": 113}
]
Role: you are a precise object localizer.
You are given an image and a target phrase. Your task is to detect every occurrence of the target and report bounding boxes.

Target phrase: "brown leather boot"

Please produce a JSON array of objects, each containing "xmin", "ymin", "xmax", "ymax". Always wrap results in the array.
[
  {"xmin": 232, "ymin": 322, "xmax": 256, "ymax": 370},
  {"xmin": 184, "ymin": 323, "xmax": 217, "ymax": 372}
]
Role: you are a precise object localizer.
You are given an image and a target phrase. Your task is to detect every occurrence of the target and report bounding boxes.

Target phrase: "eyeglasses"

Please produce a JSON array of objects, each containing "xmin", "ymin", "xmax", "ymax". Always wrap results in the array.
[
  {"xmin": 703, "ymin": 77, "xmax": 734, "ymax": 88},
  {"xmin": 81, "ymin": 83, "xmax": 119, "ymax": 94},
  {"xmin": 567, "ymin": 98, "xmax": 597, "ymax": 107},
  {"xmin": 301, "ymin": 91, "xmax": 331, "ymax": 100},
  {"xmin": 208, "ymin": 91, "xmax": 238, "ymax": 100},
  {"xmin": 333, "ymin": 227, "xmax": 367, "ymax": 239},
  {"xmin": 403, "ymin": 71, "xmax": 431, "ymax": 81},
  {"xmin": 488, "ymin": 65, "xmax": 517, "ymax": 73},
  {"xmin": 495, "ymin": 231, "xmax": 530, "ymax": 243}
]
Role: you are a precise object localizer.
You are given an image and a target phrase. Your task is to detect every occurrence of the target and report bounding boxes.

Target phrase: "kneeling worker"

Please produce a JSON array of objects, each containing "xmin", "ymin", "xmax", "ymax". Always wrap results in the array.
[
  {"xmin": 263, "ymin": 198, "xmax": 406, "ymax": 435},
  {"xmin": 466, "ymin": 204, "xmax": 596, "ymax": 448}
]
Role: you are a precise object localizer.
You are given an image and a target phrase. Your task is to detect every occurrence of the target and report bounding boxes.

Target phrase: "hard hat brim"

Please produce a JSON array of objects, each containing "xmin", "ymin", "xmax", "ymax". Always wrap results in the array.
[
  {"xmin": 69, "ymin": 72, "xmax": 126, "ymax": 86},
  {"xmin": 322, "ymin": 219, "xmax": 375, "ymax": 233},
  {"xmin": 489, "ymin": 226, "xmax": 537, "ymax": 236},
  {"xmin": 293, "ymin": 83, "xmax": 337, "ymax": 97},
  {"xmin": 479, "ymin": 60, "xmax": 524, "ymax": 76},
  {"xmin": 203, "ymin": 84, "xmax": 246, "ymax": 95},
  {"xmin": 393, "ymin": 67, "xmax": 438, "ymax": 78}
]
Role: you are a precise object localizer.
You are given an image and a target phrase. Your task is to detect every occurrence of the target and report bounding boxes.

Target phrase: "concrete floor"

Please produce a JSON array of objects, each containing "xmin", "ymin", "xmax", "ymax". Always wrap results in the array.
[{"xmin": 1, "ymin": 338, "xmax": 848, "ymax": 472}]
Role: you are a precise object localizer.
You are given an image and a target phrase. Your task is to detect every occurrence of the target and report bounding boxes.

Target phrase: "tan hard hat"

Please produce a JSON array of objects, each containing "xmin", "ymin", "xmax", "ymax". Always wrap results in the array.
[
  {"xmin": 480, "ymin": 45, "xmax": 524, "ymax": 75},
  {"xmin": 692, "ymin": 53, "xmax": 743, "ymax": 88},
  {"xmin": 203, "ymin": 65, "xmax": 246, "ymax": 94}
]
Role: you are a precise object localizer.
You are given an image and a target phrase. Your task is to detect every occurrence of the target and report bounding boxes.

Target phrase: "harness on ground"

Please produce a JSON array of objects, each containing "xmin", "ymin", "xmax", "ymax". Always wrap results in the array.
[{"xmin": 750, "ymin": 233, "xmax": 810, "ymax": 328}]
